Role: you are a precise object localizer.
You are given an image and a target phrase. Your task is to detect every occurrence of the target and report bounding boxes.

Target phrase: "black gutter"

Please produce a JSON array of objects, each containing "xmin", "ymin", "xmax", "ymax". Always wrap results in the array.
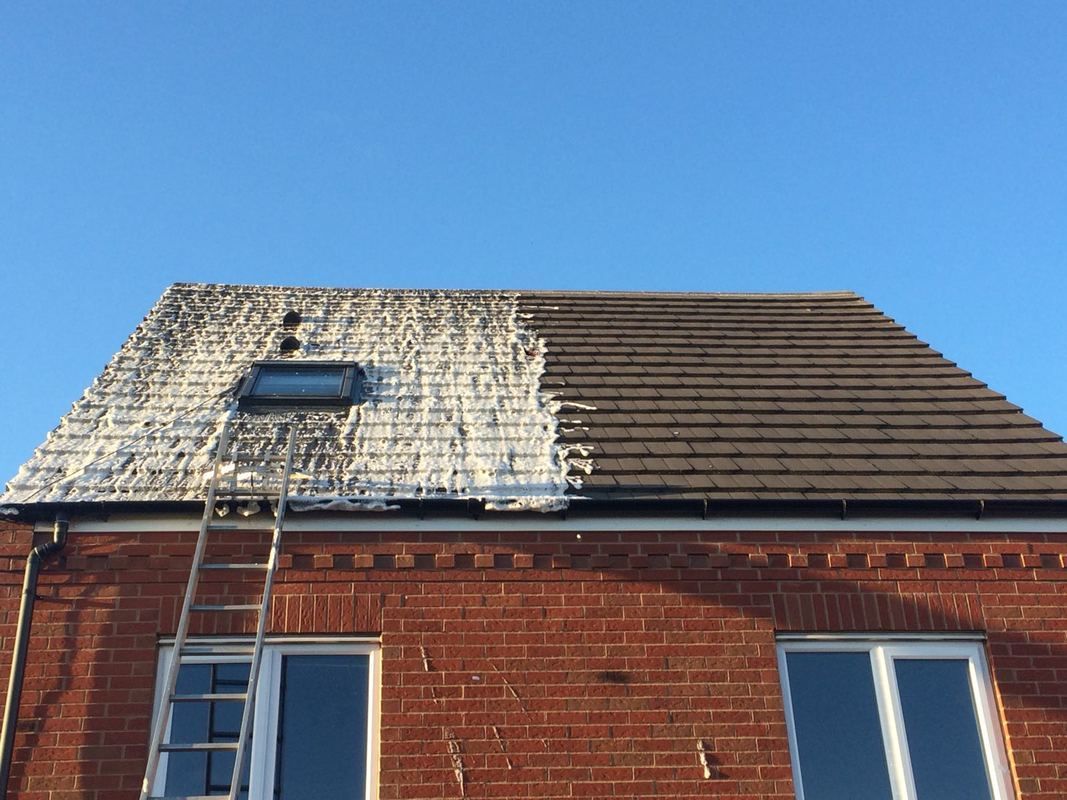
[
  {"xmin": 7, "ymin": 497, "xmax": 1067, "ymax": 523},
  {"xmin": 0, "ymin": 515, "xmax": 69, "ymax": 799}
]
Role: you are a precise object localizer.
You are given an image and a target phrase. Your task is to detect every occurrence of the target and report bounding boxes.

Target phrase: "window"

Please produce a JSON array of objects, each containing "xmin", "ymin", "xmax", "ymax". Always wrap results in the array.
[
  {"xmin": 237, "ymin": 361, "xmax": 363, "ymax": 409},
  {"xmin": 777, "ymin": 636, "xmax": 1014, "ymax": 800},
  {"xmin": 151, "ymin": 640, "xmax": 379, "ymax": 799}
]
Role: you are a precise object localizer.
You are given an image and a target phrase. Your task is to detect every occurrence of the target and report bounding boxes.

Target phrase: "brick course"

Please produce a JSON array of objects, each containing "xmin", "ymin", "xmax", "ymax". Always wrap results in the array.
[{"xmin": 1, "ymin": 519, "xmax": 1066, "ymax": 798}]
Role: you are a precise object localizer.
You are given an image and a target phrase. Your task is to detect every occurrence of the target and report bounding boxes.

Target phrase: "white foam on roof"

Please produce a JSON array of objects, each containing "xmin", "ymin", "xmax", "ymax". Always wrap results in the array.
[{"xmin": 2, "ymin": 284, "xmax": 581, "ymax": 511}]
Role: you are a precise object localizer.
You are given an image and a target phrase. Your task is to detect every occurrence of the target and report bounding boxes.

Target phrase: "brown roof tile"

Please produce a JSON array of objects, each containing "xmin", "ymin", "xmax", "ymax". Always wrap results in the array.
[{"xmin": 521, "ymin": 290, "xmax": 1067, "ymax": 502}]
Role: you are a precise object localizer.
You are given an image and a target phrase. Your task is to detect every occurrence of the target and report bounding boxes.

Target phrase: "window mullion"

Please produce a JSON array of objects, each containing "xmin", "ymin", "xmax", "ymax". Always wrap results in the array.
[
  {"xmin": 247, "ymin": 648, "xmax": 279, "ymax": 800},
  {"xmin": 871, "ymin": 646, "xmax": 917, "ymax": 800}
]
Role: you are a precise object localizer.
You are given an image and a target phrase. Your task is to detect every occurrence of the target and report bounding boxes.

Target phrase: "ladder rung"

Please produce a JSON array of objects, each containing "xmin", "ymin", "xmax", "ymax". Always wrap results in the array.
[
  {"xmin": 160, "ymin": 741, "xmax": 239, "ymax": 752},
  {"xmin": 170, "ymin": 692, "xmax": 248, "ymax": 703},
  {"xmin": 214, "ymin": 490, "xmax": 280, "ymax": 498},
  {"xmin": 205, "ymin": 525, "xmax": 274, "ymax": 533},
  {"xmin": 179, "ymin": 657, "xmax": 254, "ymax": 666},
  {"xmin": 148, "ymin": 796, "xmax": 229, "ymax": 800},
  {"xmin": 179, "ymin": 644, "xmax": 255, "ymax": 657},
  {"xmin": 199, "ymin": 562, "xmax": 269, "ymax": 570},
  {"xmin": 189, "ymin": 604, "xmax": 261, "ymax": 613},
  {"xmin": 226, "ymin": 452, "xmax": 289, "ymax": 462}
]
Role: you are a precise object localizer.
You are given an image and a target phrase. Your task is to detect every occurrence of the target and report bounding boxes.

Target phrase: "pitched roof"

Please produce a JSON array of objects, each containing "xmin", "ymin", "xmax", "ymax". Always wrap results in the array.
[
  {"xmin": 526, "ymin": 290, "xmax": 1067, "ymax": 503},
  {"xmin": 4, "ymin": 283, "xmax": 1067, "ymax": 511}
]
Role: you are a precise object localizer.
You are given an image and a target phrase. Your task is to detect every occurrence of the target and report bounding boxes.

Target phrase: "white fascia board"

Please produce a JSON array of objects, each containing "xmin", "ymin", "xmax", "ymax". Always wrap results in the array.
[{"xmin": 46, "ymin": 512, "xmax": 1067, "ymax": 535}]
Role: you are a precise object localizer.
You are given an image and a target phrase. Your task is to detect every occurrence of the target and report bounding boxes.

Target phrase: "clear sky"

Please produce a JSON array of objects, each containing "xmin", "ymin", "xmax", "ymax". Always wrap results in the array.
[{"xmin": 3, "ymin": 2, "xmax": 1066, "ymax": 482}]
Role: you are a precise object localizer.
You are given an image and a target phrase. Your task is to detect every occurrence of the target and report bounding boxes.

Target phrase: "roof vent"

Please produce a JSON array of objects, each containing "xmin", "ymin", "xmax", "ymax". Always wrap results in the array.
[
  {"xmin": 279, "ymin": 336, "xmax": 301, "ymax": 354},
  {"xmin": 282, "ymin": 310, "xmax": 302, "ymax": 328}
]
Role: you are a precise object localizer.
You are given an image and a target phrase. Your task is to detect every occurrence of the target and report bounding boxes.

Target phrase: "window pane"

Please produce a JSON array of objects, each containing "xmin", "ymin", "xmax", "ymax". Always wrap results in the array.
[
  {"xmin": 895, "ymin": 659, "xmax": 994, "ymax": 800},
  {"xmin": 253, "ymin": 366, "xmax": 345, "ymax": 397},
  {"xmin": 275, "ymin": 654, "xmax": 369, "ymax": 800},
  {"xmin": 785, "ymin": 652, "xmax": 894, "ymax": 800},
  {"xmin": 165, "ymin": 665, "xmax": 211, "ymax": 796},
  {"xmin": 165, "ymin": 662, "xmax": 251, "ymax": 799}
]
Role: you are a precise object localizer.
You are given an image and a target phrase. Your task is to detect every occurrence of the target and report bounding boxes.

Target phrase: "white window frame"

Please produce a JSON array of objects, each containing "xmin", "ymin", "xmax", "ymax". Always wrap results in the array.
[
  {"xmin": 777, "ymin": 636, "xmax": 1014, "ymax": 800},
  {"xmin": 151, "ymin": 637, "xmax": 380, "ymax": 800}
]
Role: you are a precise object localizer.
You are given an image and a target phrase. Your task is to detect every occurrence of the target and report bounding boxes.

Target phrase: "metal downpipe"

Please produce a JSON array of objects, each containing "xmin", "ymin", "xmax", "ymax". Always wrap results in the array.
[{"xmin": 0, "ymin": 515, "xmax": 69, "ymax": 799}]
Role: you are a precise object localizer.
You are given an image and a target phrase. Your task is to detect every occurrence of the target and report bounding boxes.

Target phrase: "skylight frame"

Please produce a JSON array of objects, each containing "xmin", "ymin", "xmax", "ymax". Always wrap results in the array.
[{"xmin": 237, "ymin": 361, "xmax": 363, "ymax": 410}]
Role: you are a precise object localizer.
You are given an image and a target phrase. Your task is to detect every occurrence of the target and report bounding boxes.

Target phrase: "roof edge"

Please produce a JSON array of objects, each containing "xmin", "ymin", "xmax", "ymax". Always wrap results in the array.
[
  {"xmin": 165, "ymin": 282, "xmax": 862, "ymax": 301},
  {"xmin": 6, "ymin": 497, "xmax": 1067, "ymax": 524}
]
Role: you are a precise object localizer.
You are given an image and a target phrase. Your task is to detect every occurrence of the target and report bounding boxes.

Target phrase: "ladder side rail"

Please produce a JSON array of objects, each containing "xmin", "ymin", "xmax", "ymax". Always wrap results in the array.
[
  {"xmin": 227, "ymin": 426, "xmax": 298, "ymax": 800},
  {"xmin": 140, "ymin": 418, "xmax": 236, "ymax": 800}
]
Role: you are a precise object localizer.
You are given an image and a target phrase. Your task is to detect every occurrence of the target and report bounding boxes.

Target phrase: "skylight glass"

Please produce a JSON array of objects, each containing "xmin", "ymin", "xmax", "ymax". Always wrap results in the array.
[
  {"xmin": 252, "ymin": 366, "xmax": 346, "ymax": 397},
  {"xmin": 237, "ymin": 361, "xmax": 362, "ymax": 409}
]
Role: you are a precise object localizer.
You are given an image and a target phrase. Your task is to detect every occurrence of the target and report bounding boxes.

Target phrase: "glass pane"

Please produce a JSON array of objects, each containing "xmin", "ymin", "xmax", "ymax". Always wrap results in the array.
[
  {"xmin": 895, "ymin": 658, "xmax": 994, "ymax": 800},
  {"xmin": 253, "ymin": 366, "xmax": 345, "ymax": 397},
  {"xmin": 164, "ymin": 661, "xmax": 251, "ymax": 798},
  {"xmin": 275, "ymin": 654, "xmax": 369, "ymax": 800},
  {"xmin": 785, "ymin": 652, "xmax": 894, "ymax": 800}
]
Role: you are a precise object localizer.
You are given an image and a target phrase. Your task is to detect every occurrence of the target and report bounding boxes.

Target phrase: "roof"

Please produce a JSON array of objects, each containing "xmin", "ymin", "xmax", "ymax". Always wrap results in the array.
[{"xmin": 5, "ymin": 283, "xmax": 1067, "ymax": 512}]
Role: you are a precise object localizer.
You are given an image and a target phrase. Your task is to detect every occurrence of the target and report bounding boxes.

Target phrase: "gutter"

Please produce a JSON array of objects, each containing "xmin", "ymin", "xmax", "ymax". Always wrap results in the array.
[
  {"xmin": 0, "ymin": 515, "xmax": 69, "ymax": 799},
  {"xmin": 7, "ymin": 496, "xmax": 1067, "ymax": 523}
]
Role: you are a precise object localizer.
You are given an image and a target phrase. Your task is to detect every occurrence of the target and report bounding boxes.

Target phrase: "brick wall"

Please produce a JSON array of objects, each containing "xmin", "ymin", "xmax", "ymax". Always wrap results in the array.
[{"xmin": 1, "ymin": 519, "xmax": 1066, "ymax": 798}]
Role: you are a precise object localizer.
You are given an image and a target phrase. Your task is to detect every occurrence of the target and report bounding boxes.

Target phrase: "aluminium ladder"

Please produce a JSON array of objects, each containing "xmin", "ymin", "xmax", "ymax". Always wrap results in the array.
[{"xmin": 140, "ymin": 422, "xmax": 298, "ymax": 800}]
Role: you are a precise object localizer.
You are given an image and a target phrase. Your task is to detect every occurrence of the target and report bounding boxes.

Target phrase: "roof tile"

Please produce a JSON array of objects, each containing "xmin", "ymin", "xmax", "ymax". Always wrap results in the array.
[{"xmin": 5, "ymin": 285, "xmax": 1067, "ymax": 507}]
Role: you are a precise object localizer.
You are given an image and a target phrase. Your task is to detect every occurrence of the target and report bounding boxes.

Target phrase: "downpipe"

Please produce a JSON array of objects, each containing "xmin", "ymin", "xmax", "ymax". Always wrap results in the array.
[{"xmin": 0, "ymin": 515, "xmax": 69, "ymax": 799}]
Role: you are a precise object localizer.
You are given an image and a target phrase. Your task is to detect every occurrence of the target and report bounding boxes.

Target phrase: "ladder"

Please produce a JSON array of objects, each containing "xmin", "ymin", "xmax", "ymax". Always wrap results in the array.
[{"xmin": 140, "ymin": 421, "xmax": 298, "ymax": 800}]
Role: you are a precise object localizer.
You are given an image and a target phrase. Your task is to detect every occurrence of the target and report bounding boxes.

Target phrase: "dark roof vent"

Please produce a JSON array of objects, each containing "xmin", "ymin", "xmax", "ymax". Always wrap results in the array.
[
  {"xmin": 279, "ymin": 336, "xmax": 301, "ymax": 354},
  {"xmin": 282, "ymin": 310, "xmax": 302, "ymax": 328}
]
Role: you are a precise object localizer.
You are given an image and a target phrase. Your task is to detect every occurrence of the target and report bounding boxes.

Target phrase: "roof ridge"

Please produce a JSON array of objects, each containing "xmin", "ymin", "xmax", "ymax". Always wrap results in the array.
[{"xmin": 166, "ymin": 282, "xmax": 862, "ymax": 300}]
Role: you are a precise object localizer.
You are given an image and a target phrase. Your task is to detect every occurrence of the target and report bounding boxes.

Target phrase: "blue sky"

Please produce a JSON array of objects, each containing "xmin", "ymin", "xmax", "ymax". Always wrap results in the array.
[{"xmin": 3, "ymin": 2, "xmax": 1066, "ymax": 481}]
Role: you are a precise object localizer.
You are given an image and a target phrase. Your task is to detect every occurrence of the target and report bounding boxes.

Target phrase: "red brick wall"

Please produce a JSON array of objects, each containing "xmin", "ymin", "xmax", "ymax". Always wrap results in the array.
[{"xmin": 1, "ymin": 519, "xmax": 1066, "ymax": 799}]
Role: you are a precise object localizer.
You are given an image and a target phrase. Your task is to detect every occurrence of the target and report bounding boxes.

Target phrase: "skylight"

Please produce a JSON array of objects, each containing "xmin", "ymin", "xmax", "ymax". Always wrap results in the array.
[{"xmin": 237, "ymin": 361, "xmax": 362, "ymax": 409}]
